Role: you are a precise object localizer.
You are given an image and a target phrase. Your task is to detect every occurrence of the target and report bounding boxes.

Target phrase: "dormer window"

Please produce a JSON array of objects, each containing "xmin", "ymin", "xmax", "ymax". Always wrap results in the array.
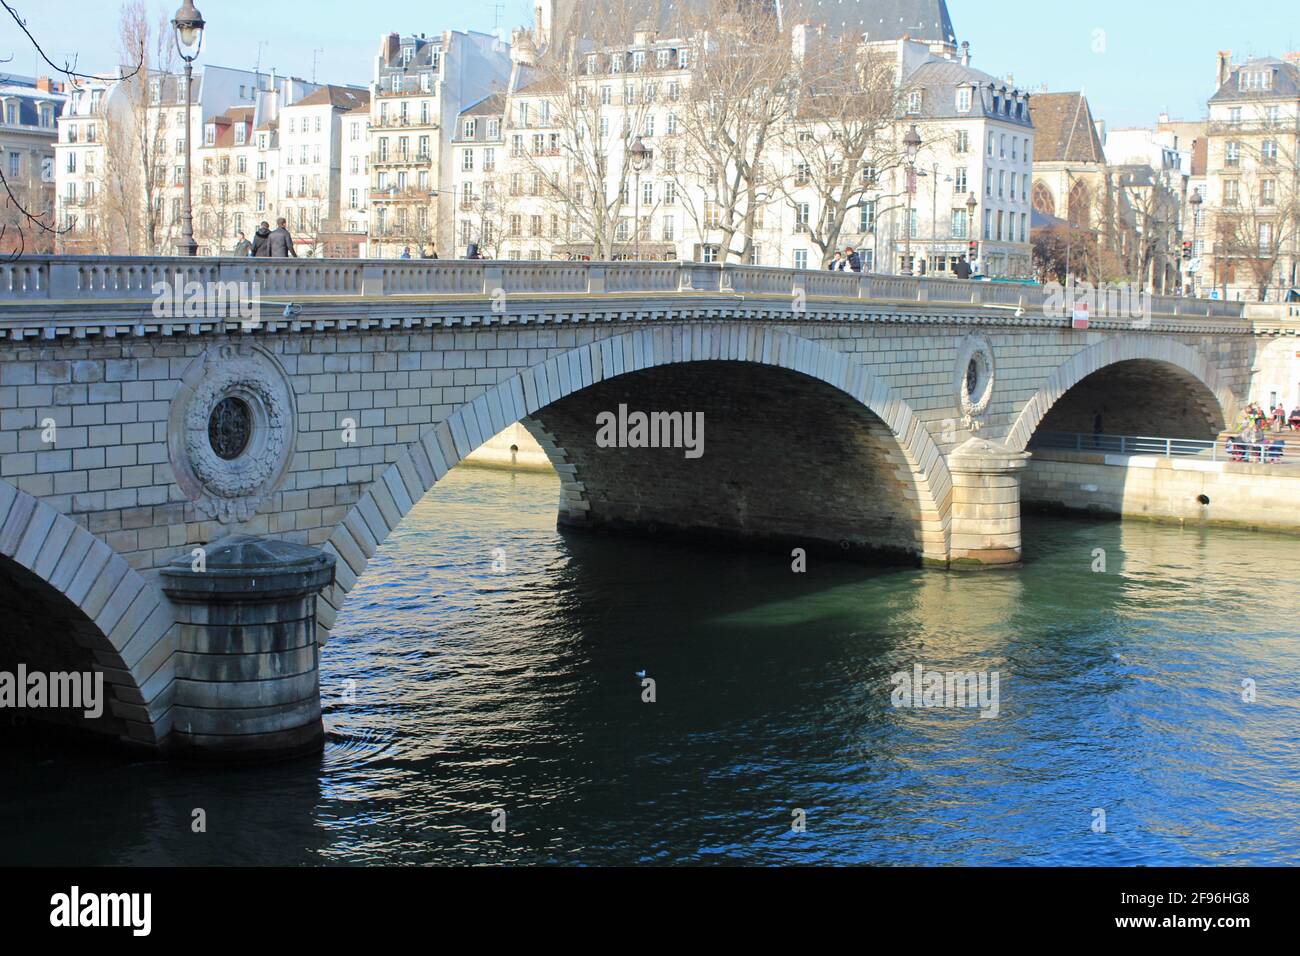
[
  {"xmin": 992, "ymin": 95, "xmax": 1000, "ymax": 113},
  {"xmin": 465, "ymin": 119, "xmax": 477, "ymax": 138},
  {"xmin": 656, "ymin": 49, "xmax": 669, "ymax": 69},
  {"xmin": 204, "ymin": 124, "xmax": 215, "ymax": 146},
  {"xmin": 632, "ymin": 51, "xmax": 645, "ymax": 72},
  {"xmin": 956, "ymin": 87, "xmax": 972, "ymax": 112},
  {"xmin": 587, "ymin": 54, "xmax": 599, "ymax": 73},
  {"xmin": 401, "ymin": 47, "xmax": 413, "ymax": 67},
  {"xmin": 907, "ymin": 90, "xmax": 922, "ymax": 114},
  {"xmin": 678, "ymin": 49, "xmax": 690, "ymax": 69},
  {"xmin": 234, "ymin": 123, "xmax": 246, "ymax": 145},
  {"xmin": 610, "ymin": 53, "xmax": 622, "ymax": 74}
]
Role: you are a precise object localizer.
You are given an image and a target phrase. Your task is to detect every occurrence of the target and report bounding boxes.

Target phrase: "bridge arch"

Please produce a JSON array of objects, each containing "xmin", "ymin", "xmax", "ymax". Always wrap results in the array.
[
  {"xmin": 1006, "ymin": 336, "xmax": 1237, "ymax": 452},
  {"xmin": 0, "ymin": 480, "xmax": 175, "ymax": 746},
  {"xmin": 316, "ymin": 325, "xmax": 953, "ymax": 638}
]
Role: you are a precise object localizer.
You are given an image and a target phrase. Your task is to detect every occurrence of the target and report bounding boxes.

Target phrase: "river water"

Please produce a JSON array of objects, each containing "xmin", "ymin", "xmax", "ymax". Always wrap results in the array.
[{"xmin": 2, "ymin": 465, "xmax": 1298, "ymax": 866}]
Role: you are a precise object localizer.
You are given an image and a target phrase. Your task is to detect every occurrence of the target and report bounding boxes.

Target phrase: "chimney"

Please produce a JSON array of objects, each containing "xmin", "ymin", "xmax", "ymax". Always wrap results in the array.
[
  {"xmin": 36, "ymin": 76, "xmax": 56, "ymax": 93},
  {"xmin": 382, "ymin": 32, "xmax": 400, "ymax": 65},
  {"xmin": 960, "ymin": 41, "xmax": 971, "ymax": 67},
  {"xmin": 1217, "ymin": 50, "xmax": 1232, "ymax": 90}
]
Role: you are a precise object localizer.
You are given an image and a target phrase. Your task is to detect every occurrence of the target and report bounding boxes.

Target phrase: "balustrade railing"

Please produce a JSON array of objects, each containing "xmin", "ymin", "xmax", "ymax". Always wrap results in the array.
[{"xmin": 0, "ymin": 256, "xmax": 1251, "ymax": 323}]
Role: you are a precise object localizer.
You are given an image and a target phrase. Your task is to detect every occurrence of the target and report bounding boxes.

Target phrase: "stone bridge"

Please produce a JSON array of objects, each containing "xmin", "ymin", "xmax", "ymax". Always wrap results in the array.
[{"xmin": 0, "ymin": 256, "xmax": 1271, "ymax": 757}]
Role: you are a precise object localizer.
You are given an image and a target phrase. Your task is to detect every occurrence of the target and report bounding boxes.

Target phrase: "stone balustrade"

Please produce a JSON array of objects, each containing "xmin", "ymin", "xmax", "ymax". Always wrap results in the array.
[{"xmin": 0, "ymin": 256, "xmax": 1249, "ymax": 323}]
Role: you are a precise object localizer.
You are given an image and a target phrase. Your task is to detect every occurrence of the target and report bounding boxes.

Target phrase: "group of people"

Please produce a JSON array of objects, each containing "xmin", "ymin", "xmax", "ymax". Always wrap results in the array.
[
  {"xmin": 399, "ymin": 246, "xmax": 439, "ymax": 260},
  {"xmin": 1240, "ymin": 401, "xmax": 1300, "ymax": 435},
  {"xmin": 826, "ymin": 247, "xmax": 864, "ymax": 272},
  {"xmin": 230, "ymin": 218, "xmax": 297, "ymax": 257},
  {"xmin": 1228, "ymin": 402, "xmax": 1292, "ymax": 463}
]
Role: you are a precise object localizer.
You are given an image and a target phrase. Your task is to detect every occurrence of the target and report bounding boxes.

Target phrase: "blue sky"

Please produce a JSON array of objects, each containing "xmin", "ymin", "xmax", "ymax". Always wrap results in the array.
[{"xmin": 3, "ymin": 0, "xmax": 1295, "ymax": 127}]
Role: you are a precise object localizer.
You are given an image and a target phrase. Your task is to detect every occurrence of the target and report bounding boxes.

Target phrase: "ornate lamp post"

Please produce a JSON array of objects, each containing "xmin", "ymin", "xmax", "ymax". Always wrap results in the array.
[
  {"xmin": 902, "ymin": 124, "xmax": 922, "ymax": 275},
  {"xmin": 629, "ymin": 137, "xmax": 652, "ymax": 261},
  {"xmin": 966, "ymin": 191, "xmax": 979, "ymax": 271},
  {"xmin": 1188, "ymin": 189, "xmax": 1204, "ymax": 296},
  {"xmin": 172, "ymin": 1, "xmax": 206, "ymax": 257}
]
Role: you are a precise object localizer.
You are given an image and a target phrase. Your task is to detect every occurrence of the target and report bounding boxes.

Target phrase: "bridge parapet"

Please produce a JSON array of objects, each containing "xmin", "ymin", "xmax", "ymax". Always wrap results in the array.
[{"xmin": 1, "ymin": 256, "xmax": 1249, "ymax": 326}]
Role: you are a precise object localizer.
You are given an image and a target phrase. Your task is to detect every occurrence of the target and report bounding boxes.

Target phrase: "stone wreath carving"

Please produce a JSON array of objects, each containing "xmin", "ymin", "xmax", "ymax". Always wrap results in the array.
[
  {"xmin": 168, "ymin": 344, "xmax": 296, "ymax": 523},
  {"xmin": 956, "ymin": 335, "xmax": 996, "ymax": 433}
]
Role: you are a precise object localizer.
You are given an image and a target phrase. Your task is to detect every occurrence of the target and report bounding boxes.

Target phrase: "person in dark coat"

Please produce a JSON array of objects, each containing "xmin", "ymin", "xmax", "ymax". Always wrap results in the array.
[
  {"xmin": 251, "ymin": 221, "xmax": 272, "ymax": 257},
  {"xmin": 231, "ymin": 231, "xmax": 252, "ymax": 257},
  {"xmin": 953, "ymin": 255, "xmax": 972, "ymax": 279},
  {"xmin": 844, "ymin": 246, "xmax": 863, "ymax": 273},
  {"xmin": 268, "ymin": 218, "xmax": 297, "ymax": 258},
  {"xmin": 466, "ymin": 241, "xmax": 481, "ymax": 259}
]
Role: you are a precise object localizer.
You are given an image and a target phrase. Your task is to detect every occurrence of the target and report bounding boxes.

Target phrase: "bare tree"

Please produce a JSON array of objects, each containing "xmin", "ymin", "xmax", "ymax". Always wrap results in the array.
[
  {"xmin": 664, "ymin": 2, "xmax": 794, "ymax": 263},
  {"xmin": 773, "ymin": 31, "xmax": 908, "ymax": 267},
  {"xmin": 517, "ymin": 0, "xmax": 662, "ymax": 260},
  {"xmin": 117, "ymin": 0, "xmax": 177, "ymax": 255}
]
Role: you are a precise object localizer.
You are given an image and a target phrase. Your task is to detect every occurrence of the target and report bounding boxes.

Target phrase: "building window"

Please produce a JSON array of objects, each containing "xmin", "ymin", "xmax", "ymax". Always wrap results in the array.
[
  {"xmin": 1226, "ymin": 141, "xmax": 1240, "ymax": 167},
  {"xmin": 954, "ymin": 167, "xmax": 967, "ymax": 193},
  {"xmin": 951, "ymin": 208, "xmax": 968, "ymax": 239},
  {"xmin": 955, "ymin": 130, "xmax": 969, "ymax": 154},
  {"xmin": 464, "ymin": 119, "xmax": 476, "ymax": 138},
  {"xmin": 793, "ymin": 249, "xmax": 807, "ymax": 270},
  {"xmin": 907, "ymin": 90, "xmax": 922, "ymax": 114},
  {"xmin": 1262, "ymin": 140, "xmax": 1278, "ymax": 164},
  {"xmin": 462, "ymin": 149, "xmax": 474, "ymax": 171},
  {"xmin": 1261, "ymin": 179, "xmax": 1276, "ymax": 205},
  {"xmin": 956, "ymin": 87, "xmax": 972, "ymax": 112}
]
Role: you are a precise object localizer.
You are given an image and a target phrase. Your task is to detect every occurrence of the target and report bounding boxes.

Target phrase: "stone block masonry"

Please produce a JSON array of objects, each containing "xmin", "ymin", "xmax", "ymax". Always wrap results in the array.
[{"xmin": 0, "ymin": 257, "xmax": 1274, "ymax": 753}]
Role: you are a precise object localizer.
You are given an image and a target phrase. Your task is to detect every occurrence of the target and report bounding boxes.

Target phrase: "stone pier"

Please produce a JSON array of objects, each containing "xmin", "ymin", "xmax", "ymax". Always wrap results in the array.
[
  {"xmin": 947, "ymin": 438, "xmax": 1031, "ymax": 568},
  {"xmin": 160, "ymin": 535, "xmax": 335, "ymax": 759}
]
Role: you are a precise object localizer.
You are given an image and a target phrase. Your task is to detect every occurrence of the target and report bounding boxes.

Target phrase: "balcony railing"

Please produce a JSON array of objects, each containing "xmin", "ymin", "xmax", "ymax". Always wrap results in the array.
[{"xmin": 371, "ymin": 152, "xmax": 432, "ymax": 166}]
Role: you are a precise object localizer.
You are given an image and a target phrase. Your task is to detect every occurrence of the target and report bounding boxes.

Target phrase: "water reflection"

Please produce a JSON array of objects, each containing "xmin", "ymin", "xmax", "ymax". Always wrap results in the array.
[{"xmin": 1, "ymin": 466, "xmax": 1297, "ymax": 865}]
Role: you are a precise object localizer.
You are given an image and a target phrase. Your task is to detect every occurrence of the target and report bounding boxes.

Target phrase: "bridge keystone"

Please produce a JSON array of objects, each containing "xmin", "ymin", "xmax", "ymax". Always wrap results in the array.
[{"xmin": 161, "ymin": 535, "xmax": 336, "ymax": 760}]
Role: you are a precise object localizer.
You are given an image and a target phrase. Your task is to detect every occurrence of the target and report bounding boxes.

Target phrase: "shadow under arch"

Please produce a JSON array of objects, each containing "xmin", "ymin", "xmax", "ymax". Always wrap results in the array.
[
  {"xmin": 0, "ymin": 480, "xmax": 176, "ymax": 746},
  {"xmin": 316, "ymin": 324, "xmax": 954, "ymax": 640},
  {"xmin": 1005, "ymin": 336, "xmax": 1238, "ymax": 453}
]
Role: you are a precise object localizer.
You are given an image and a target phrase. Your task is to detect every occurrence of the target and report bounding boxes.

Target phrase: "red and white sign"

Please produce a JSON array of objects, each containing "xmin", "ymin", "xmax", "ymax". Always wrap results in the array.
[{"xmin": 1072, "ymin": 302, "xmax": 1090, "ymax": 329}]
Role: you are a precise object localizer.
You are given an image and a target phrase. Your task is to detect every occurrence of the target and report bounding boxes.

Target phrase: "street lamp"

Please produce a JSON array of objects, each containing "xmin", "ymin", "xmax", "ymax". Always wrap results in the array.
[
  {"xmin": 902, "ymin": 124, "xmax": 922, "ymax": 275},
  {"xmin": 629, "ymin": 137, "xmax": 652, "ymax": 261},
  {"xmin": 171, "ymin": 0, "xmax": 205, "ymax": 257},
  {"xmin": 1188, "ymin": 189, "xmax": 1204, "ymax": 296},
  {"xmin": 966, "ymin": 191, "xmax": 979, "ymax": 273}
]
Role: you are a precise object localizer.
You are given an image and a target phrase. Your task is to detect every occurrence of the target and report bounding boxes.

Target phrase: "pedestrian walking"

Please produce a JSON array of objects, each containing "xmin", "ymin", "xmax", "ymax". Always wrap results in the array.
[
  {"xmin": 251, "ymin": 221, "xmax": 272, "ymax": 257},
  {"xmin": 269, "ymin": 218, "xmax": 297, "ymax": 258},
  {"xmin": 231, "ymin": 231, "xmax": 252, "ymax": 257}
]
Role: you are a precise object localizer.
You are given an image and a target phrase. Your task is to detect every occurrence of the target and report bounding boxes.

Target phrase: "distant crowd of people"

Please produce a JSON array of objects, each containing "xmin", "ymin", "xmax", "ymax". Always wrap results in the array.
[{"xmin": 1227, "ymin": 401, "xmax": 1293, "ymax": 463}]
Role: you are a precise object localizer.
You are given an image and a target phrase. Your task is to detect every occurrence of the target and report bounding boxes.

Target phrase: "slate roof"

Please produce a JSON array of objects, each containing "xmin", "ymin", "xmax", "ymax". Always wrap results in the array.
[
  {"xmin": 1209, "ymin": 57, "xmax": 1300, "ymax": 103},
  {"xmin": 1030, "ymin": 92, "xmax": 1105, "ymax": 164},
  {"xmin": 292, "ymin": 85, "xmax": 370, "ymax": 111},
  {"xmin": 905, "ymin": 57, "xmax": 1032, "ymax": 124},
  {"xmin": 554, "ymin": 0, "xmax": 956, "ymax": 44}
]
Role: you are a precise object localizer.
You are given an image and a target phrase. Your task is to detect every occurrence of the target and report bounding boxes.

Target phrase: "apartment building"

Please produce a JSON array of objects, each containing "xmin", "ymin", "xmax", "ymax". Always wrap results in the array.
[
  {"xmin": 1204, "ymin": 52, "xmax": 1300, "ymax": 301},
  {"xmin": 340, "ymin": 104, "xmax": 371, "ymax": 251},
  {"xmin": 1, "ymin": 76, "xmax": 65, "ymax": 254},
  {"xmin": 368, "ymin": 31, "xmax": 512, "ymax": 258},
  {"xmin": 278, "ymin": 85, "xmax": 369, "ymax": 255}
]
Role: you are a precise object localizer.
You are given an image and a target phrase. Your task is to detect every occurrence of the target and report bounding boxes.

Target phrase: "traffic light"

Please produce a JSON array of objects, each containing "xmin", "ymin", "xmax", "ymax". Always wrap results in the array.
[
  {"xmin": 968, "ymin": 240, "xmax": 979, "ymax": 259},
  {"xmin": 1182, "ymin": 241, "xmax": 1193, "ymax": 261}
]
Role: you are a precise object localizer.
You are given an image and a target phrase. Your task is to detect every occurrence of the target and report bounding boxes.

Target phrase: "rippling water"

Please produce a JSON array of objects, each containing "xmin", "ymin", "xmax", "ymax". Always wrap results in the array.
[{"xmin": 2, "ymin": 466, "xmax": 1299, "ymax": 866}]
